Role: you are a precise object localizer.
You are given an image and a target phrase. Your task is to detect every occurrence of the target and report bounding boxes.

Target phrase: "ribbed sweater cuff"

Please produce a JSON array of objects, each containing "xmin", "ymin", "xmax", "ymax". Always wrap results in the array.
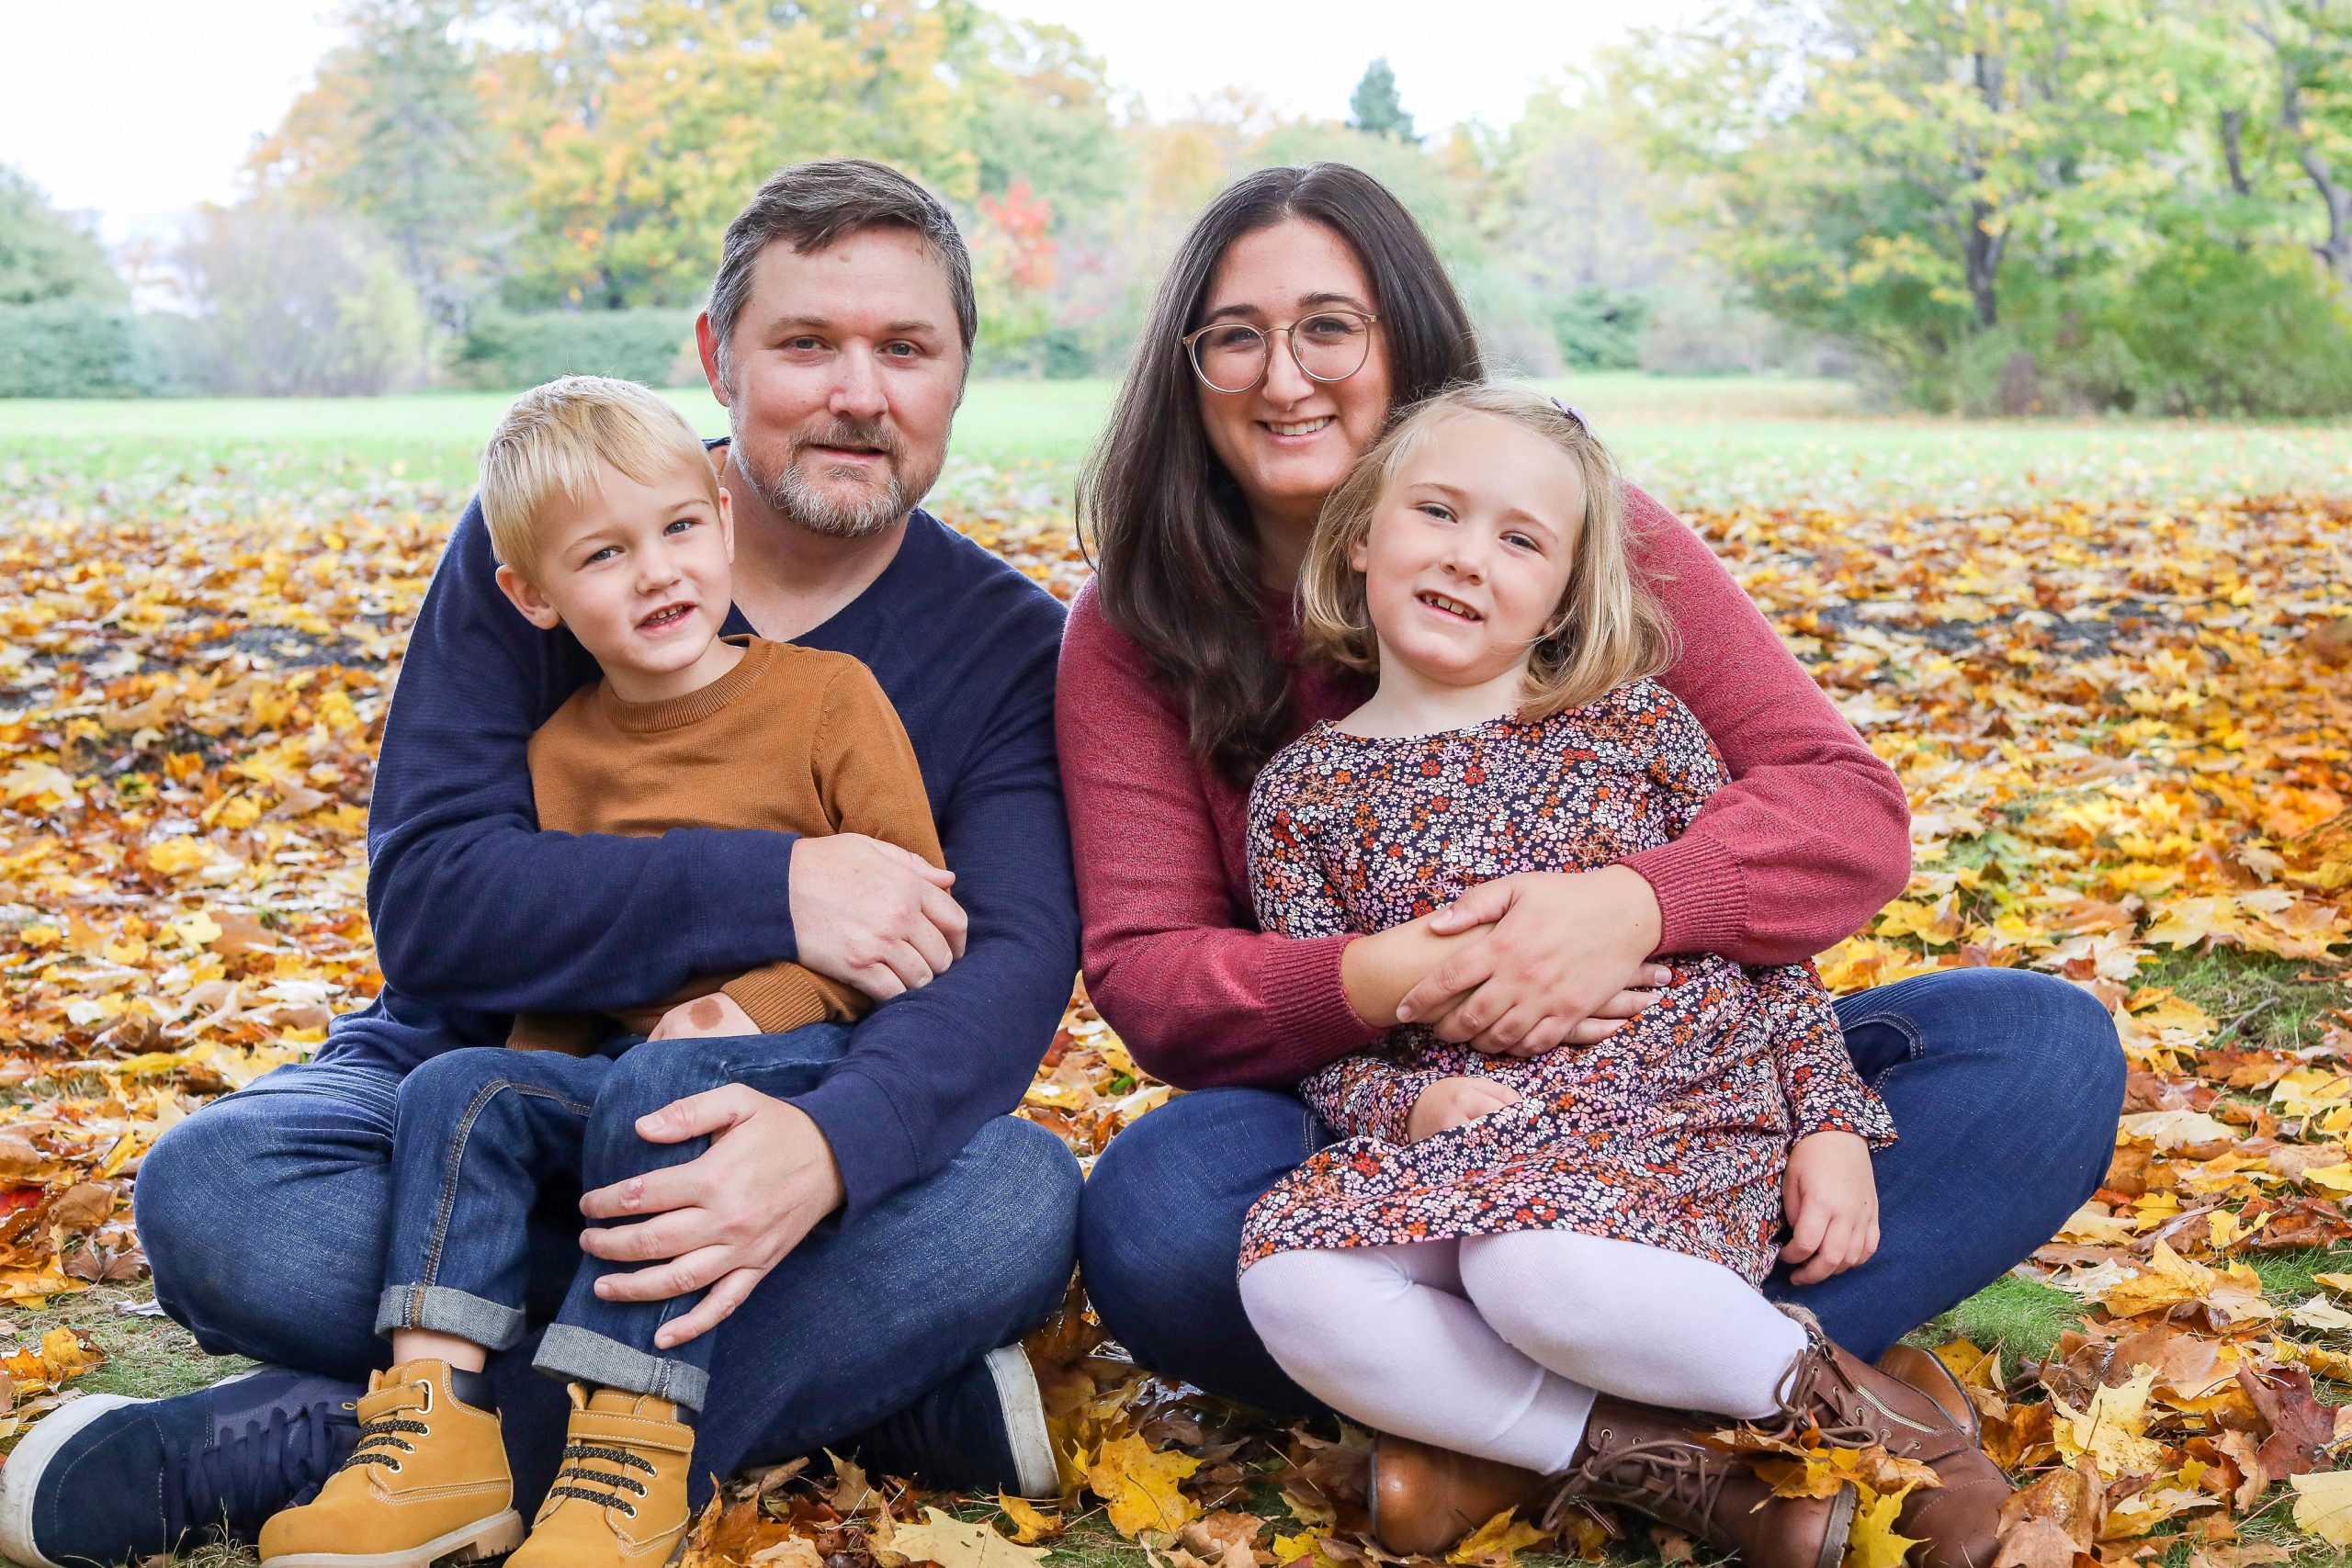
[
  {"xmin": 1264, "ymin": 933, "xmax": 1382, "ymax": 1077},
  {"xmin": 793, "ymin": 1067, "xmax": 915, "ymax": 1227},
  {"xmin": 721, "ymin": 969, "xmax": 831, "ymax": 1033},
  {"xmin": 1621, "ymin": 834, "xmax": 1747, "ymax": 955}
]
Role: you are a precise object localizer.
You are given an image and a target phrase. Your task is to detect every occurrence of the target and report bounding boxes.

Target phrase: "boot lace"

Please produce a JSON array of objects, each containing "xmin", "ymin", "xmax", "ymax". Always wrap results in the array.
[
  {"xmin": 548, "ymin": 1441, "xmax": 655, "ymax": 1517},
  {"xmin": 336, "ymin": 1401, "xmax": 433, "ymax": 1477},
  {"xmin": 1760, "ymin": 1328, "xmax": 1942, "ymax": 1452},
  {"xmin": 1544, "ymin": 1435, "xmax": 1724, "ymax": 1538},
  {"xmin": 163, "ymin": 1393, "xmax": 355, "ymax": 1540}
]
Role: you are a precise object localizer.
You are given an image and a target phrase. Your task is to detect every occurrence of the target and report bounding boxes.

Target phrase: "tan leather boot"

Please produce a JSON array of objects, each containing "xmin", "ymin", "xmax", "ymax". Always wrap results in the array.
[
  {"xmin": 1370, "ymin": 1435, "xmax": 1548, "ymax": 1556},
  {"xmin": 257, "ymin": 1359, "xmax": 522, "ymax": 1568},
  {"xmin": 1547, "ymin": 1396, "xmax": 1855, "ymax": 1568},
  {"xmin": 1876, "ymin": 1345, "xmax": 1981, "ymax": 1441},
  {"xmin": 507, "ymin": 1384, "xmax": 695, "ymax": 1566},
  {"xmin": 1771, "ymin": 1319, "xmax": 2009, "ymax": 1568}
]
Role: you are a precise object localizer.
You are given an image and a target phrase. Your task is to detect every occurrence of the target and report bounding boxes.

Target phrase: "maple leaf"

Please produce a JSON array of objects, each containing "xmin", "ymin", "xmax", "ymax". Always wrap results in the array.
[
  {"xmin": 1845, "ymin": 1486, "xmax": 1924, "ymax": 1568},
  {"xmin": 873, "ymin": 1507, "xmax": 1048, "ymax": 1568},
  {"xmin": 1445, "ymin": 1508, "xmax": 1544, "ymax": 1567},
  {"xmin": 1087, "ymin": 1434, "xmax": 1202, "ymax": 1538},
  {"xmin": 2052, "ymin": 1367, "xmax": 2166, "ymax": 1477},
  {"xmin": 995, "ymin": 1495, "xmax": 1062, "ymax": 1545},
  {"xmin": 2288, "ymin": 1470, "xmax": 2352, "ymax": 1546}
]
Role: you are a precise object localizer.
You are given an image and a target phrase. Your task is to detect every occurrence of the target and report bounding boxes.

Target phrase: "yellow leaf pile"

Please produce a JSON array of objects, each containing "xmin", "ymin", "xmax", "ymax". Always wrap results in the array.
[{"xmin": 0, "ymin": 459, "xmax": 2346, "ymax": 1562}]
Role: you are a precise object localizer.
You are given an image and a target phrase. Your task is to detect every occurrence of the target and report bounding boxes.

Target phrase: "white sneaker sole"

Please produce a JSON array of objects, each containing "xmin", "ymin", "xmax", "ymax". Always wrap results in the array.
[
  {"xmin": 260, "ymin": 1508, "xmax": 526, "ymax": 1568},
  {"xmin": 984, "ymin": 1344, "xmax": 1059, "ymax": 1499},
  {"xmin": 0, "ymin": 1392, "xmax": 144, "ymax": 1568}
]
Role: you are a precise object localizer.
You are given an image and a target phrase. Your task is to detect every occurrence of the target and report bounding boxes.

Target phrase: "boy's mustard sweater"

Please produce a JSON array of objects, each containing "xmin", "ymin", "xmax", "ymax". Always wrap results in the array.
[{"xmin": 507, "ymin": 636, "xmax": 942, "ymax": 1051}]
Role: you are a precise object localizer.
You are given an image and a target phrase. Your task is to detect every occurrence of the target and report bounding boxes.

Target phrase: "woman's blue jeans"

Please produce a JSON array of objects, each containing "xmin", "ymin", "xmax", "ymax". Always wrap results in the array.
[
  {"xmin": 135, "ymin": 1024, "xmax": 1080, "ymax": 1509},
  {"xmin": 1079, "ymin": 966, "xmax": 2125, "ymax": 1412}
]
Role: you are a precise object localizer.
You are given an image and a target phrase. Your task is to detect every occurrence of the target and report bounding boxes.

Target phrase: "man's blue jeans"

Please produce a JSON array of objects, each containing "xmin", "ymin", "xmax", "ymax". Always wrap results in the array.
[
  {"xmin": 1079, "ymin": 966, "xmax": 2126, "ymax": 1412},
  {"xmin": 135, "ymin": 1025, "xmax": 1080, "ymax": 1509},
  {"xmin": 373, "ymin": 1038, "xmax": 809, "ymax": 1415}
]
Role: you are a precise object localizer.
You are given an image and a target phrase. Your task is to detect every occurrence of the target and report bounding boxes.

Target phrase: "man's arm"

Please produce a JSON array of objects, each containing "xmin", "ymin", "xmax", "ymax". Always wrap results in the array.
[
  {"xmin": 367, "ymin": 502, "xmax": 800, "ymax": 1012},
  {"xmin": 788, "ymin": 615, "xmax": 1078, "ymax": 1224}
]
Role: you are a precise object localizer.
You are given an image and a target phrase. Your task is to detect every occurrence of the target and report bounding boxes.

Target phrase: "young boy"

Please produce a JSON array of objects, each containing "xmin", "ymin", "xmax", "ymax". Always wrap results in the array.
[{"xmin": 258, "ymin": 377, "xmax": 943, "ymax": 1568}]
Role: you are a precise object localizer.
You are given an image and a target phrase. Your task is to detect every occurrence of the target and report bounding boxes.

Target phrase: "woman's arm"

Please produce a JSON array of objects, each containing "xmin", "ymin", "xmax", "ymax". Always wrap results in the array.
[
  {"xmin": 1058, "ymin": 587, "xmax": 1380, "ymax": 1088},
  {"xmin": 1620, "ymin": 484, "xmax": 1912, "ymax": 959}
]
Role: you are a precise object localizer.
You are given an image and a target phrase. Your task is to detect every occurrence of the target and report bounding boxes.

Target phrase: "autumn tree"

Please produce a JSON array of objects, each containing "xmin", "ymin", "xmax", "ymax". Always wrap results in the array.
[{"xmin": 251, "ymin": 0, "xmax": 508, "ymax": 334}]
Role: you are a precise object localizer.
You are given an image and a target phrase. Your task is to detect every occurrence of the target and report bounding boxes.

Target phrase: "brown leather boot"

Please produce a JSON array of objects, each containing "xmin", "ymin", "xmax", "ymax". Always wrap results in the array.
[
  {"xmin": 1771, "ymin": 1320, "xmax": 2008, "ymax": 1568},
  {"xmin": 1876, "ymin": 1345, "xmax": 1981, "ymax": 1442},
  {"xmin": 1370, "ymin": 1435, "xmax": 1548, "ymax": 1556},
  {"xmin": 1544, "ymin": 1396, "xmax": 1855, "ymax": 1568}
]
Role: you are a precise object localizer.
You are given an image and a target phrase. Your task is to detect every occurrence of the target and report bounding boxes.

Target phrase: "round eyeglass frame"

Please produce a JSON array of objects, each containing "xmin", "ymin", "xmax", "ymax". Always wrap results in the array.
[{"xmin": 1178, "ymin": 310, "xmax": 1381, "ymax": 394}]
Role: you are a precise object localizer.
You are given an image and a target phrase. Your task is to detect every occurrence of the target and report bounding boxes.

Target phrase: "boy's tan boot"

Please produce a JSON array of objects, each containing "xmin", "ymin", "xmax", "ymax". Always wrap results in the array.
[
  {"xmin": 257, "ymin": 1359, "xmax": 522, "ymax": 1568},
  {"xmin": 507, "ymin": 1383, "xmax": 695, "ymax": 1566}
]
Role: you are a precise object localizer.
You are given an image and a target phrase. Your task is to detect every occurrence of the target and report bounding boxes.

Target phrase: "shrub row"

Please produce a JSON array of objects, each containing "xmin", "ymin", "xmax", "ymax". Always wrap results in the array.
[
  {"xmin": 0, "ymin": 302, "xmax": 167, "ymax": 397},
  {"xmin": 448, "ymin": 308, "xmax": 701, "ymax": 390}
]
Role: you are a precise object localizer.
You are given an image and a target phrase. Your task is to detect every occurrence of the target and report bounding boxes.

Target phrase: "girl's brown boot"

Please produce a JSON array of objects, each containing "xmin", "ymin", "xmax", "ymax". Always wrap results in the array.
[
  {"xmin": 1369, "ymin": 1435, "xmax": 1548, "ymax": 1556},
  {"xmin": 256, "ymin": 1359, "xmax": 522, "ymax": 1568}
]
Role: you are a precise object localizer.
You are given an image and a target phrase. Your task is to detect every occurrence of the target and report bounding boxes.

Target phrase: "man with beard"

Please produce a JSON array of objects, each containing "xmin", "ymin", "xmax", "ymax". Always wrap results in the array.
[{"xmin": 1, "ymin": 161, "xmax": 1081, "ymax": 1567}]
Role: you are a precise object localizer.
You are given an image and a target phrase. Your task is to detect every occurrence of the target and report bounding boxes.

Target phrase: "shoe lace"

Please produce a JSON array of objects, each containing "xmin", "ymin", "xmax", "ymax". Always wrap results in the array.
[
  {"xmin": 164, "ymin": 1394, "xmax": 355, "ymax": 1540},
  {"xmin": 1760, "ymin": 1327, "xmax": 1941, "ymax": 1453},
  {"xmin": 547, "ymin": 1440, "xmax": 655, "ymax": 1517},
  {"xmin": 335, "ymin": 1403, "xmax": 432, "ymax": 1477},
  {"xmin": 1545, "ymin": 1436, "xmax": 1724, "ymax": 1538}
]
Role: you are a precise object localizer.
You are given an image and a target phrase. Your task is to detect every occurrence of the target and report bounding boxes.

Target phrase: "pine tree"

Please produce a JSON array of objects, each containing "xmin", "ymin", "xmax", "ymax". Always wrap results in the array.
[{"xmin": 1349, "ymin": 58, "xmax": 1417, "ymax": 142}]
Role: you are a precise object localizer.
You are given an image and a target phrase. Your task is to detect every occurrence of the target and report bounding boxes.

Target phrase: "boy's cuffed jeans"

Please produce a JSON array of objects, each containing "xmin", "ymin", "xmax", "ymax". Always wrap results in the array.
[{"xmin": 374, "ymin": 1042, "xmax": 725, "ymax": 1412}]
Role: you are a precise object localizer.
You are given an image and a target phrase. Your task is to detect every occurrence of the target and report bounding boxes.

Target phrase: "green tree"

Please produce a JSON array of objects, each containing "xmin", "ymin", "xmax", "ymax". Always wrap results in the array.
[
  {"xmin": 0, "ymin": 166, "xmax": 124, "ymax": 306},
  {"xmin": 1618, "ymin": 1, "xmax": 2226, "ymax": 385},
  {"xmin": 252, "ymin": 0, "xmax": 508, "ymax": 335},
  {"xmin": 1349, "ymin": 58, "xmax": 1417, "ymax": 142}
]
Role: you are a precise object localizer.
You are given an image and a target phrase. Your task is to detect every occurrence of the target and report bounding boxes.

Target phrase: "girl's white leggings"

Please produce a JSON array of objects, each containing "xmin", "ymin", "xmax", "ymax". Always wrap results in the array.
[{"xmin": 1238, "ymin": 1233, "xmax": 1809, "ymax": 1476}]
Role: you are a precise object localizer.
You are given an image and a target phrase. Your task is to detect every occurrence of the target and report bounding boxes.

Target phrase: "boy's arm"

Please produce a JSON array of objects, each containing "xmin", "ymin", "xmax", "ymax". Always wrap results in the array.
[{"xmin": 367, "ymin": 502, "xmax": 801, "ymax": 1013}]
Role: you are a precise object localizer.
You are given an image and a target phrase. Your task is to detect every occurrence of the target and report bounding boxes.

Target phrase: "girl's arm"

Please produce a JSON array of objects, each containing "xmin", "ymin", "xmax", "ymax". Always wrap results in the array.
[{"xmin": 1752, "ymin": 961, "xmax": 1895, "ymax": 1148}]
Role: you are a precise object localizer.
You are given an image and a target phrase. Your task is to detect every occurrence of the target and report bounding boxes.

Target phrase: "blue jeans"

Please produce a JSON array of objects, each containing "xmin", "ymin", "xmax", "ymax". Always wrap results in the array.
[
  {"xmin": 1079, "ymin": 966, "xmax": 2124, "ymax": 1412},
  {"xmin": 374, "ymin": 1038, "xmax": 805, "ymax": 1414},
  {"xmin": 136, "ymin": 1025, "xmax": 1080, "ymax": 1508}
]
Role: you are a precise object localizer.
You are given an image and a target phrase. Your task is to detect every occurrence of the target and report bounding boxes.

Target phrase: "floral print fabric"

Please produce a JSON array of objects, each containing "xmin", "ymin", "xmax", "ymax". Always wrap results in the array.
[{"xmin": 1236, "ymin": 680, "xmax": 1895, "ymax": 1284}]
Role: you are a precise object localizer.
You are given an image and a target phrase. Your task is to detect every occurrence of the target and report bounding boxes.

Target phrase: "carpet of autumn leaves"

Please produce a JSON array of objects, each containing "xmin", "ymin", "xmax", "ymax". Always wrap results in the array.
[{"xmin": 0, "ymin": 455, "xmax": 2346, "ymax": 1568}]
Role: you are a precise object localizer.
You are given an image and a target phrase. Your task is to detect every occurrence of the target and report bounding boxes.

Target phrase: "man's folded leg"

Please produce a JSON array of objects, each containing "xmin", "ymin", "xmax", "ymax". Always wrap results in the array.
[
  {"xmin": 0, "ymin": 1056, "xmax": 581, "ymax": 1568},
  {"xmin": 689, "ymin": 1111, "xmax": 1083, "ymax": 1508}
]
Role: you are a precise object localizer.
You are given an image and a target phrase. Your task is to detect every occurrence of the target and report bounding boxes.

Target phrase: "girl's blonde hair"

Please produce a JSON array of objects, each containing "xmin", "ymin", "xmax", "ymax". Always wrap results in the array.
[{"xmin": 1299, "ymin": 383, "xmax": 1674, "ymax": 718}]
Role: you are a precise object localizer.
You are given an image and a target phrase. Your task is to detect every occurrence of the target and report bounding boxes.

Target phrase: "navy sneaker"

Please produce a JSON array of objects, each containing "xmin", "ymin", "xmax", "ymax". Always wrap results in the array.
[
  {"xmin": 0, "ymin": 1364, "xmax": 359, "ymax": 1567},
  {"xmin": 846, "ymin": 1345, "xmax": 1057, "ymax": 1498}
]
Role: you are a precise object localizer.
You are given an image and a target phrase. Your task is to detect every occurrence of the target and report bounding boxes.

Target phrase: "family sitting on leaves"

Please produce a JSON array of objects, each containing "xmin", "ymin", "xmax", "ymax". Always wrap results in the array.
[{"xmin": 0, "ymin": 159, "xmax": 2124, "ymax": 1568}]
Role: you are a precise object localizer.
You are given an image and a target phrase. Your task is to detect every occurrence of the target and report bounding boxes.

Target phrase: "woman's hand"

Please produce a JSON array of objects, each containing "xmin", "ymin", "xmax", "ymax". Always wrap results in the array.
[
  {"xmin": 1407, "ymin": 1077, "xmax": 1522, "ymax": 1142},
  {"xmin": 1395, "ymin": 866, "xmax": 1669, "ymax": 1056},
  {"xmin": 1780, "ymin": 1131, "xmax": 1879, "ymax": 1285},
  {"xmin": 648, "ymin": 993, "xmax": 760, "ymax": 1040},
  {"xmin": 576, "ymin": 1087, "xmax": 844, "ymax": 1347}
]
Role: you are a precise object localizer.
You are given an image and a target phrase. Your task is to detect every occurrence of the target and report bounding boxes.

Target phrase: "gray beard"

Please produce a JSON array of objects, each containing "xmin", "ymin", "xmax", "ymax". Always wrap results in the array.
[{"xmin": 768, "ymin": 457, "xmax": 908, "ymax": 538}]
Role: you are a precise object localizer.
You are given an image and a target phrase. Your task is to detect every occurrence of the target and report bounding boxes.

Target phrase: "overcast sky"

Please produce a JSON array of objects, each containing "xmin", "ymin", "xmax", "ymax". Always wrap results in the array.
[{"xmin": 0, "ymin": 0, "xmax": 1703, "ymax": 237}]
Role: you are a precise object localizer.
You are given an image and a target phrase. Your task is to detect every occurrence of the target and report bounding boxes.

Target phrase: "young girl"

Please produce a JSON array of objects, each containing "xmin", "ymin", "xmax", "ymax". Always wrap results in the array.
[{"xmin": 1234, "ymin": 387, "xmax": 2003, "ymax": 1568}]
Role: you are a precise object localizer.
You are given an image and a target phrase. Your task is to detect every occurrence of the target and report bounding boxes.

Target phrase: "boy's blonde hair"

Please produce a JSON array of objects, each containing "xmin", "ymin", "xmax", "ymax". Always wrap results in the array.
[
  {"xmin": 479, "ymin": 375, "xmax": 721, "ymax": 570},
  {"xmin": 1299, "ymin": 383, "xmax": 1674, "ymax": 718}
]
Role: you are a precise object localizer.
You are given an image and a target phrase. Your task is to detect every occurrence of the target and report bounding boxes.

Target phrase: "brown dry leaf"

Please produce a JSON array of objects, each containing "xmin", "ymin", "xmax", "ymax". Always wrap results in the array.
[{"xmin": 2234, "ymin": 1365, "xmax": 2335, "ymax": 1478}]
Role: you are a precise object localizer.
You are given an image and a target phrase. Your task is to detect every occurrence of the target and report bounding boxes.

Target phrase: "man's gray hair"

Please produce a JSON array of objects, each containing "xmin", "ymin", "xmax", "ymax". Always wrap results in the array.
[{"xmin": 707, "ymin": 159, "xmax": 978, "ymax": 383}]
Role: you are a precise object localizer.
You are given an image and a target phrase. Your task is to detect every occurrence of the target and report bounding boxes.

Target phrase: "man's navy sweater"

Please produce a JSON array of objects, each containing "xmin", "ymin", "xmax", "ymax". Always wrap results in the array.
[{"xmin": 320, "ymin": 485, "xmax": 1080, "ymax": 1224}]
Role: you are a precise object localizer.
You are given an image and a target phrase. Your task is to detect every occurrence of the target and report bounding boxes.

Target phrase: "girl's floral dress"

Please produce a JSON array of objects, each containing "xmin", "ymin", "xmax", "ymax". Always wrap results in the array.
[{"xmin": 1237, "ymin": 680, "xmax": 1894, "ymax": 1285}]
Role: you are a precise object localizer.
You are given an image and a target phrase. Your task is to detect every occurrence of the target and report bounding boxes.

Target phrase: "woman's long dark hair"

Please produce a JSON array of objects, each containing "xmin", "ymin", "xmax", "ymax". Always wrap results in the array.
[{"xmin": 1078, "ymin": 164, "xmax": 1485, "ymax": 784}]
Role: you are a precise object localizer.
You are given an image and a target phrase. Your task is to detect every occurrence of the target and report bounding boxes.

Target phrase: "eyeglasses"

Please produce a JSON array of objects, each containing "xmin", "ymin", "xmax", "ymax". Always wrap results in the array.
[{"xmin": 1179, "ymin": 310, "xmax": 1380, "ymax": 394}]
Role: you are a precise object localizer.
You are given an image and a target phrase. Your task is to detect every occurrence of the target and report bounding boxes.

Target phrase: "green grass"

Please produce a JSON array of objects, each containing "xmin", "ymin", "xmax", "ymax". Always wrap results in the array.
[{"xmin": 7, "ymin": 375, "xmax": 2351, "ymax": 514}]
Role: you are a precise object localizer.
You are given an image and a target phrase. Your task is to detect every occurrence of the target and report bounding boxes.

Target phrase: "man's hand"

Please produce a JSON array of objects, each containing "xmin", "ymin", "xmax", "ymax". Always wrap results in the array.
[
  {"xmin": 1406, "ymin": 1076, "xmax": 1522, "ymax": 1142},
  {"xmin": 1395, "ymin": 866, "xmax": 1669, "ymax": 1056},
  {"xmin": 577, "ymin": 1086, "xmax": 844, "ymax": 1348},
  {"xmin": 1780, "ymin": 1131, "xmax": 1879, "ymax": 1286},
  {"xmin": 789, "ymin": 834, "xmax": 966, "ymax": 1001},
  {"xmin": 648, "ymin": 993, "xmax": 761, "ymax": 1040}
]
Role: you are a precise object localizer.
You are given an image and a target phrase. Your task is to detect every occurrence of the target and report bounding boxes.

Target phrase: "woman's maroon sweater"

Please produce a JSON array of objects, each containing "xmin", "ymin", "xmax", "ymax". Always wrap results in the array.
[{"xmin": 1055, "ymin": 486, "xmax": 1913, "ymax": 1090}]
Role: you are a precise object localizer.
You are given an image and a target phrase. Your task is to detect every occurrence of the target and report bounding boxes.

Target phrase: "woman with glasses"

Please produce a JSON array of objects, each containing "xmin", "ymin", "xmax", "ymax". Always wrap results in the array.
[{"xmin": 1057, "ymin": 163, "xmax": 2121, "ymax": 1559}]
